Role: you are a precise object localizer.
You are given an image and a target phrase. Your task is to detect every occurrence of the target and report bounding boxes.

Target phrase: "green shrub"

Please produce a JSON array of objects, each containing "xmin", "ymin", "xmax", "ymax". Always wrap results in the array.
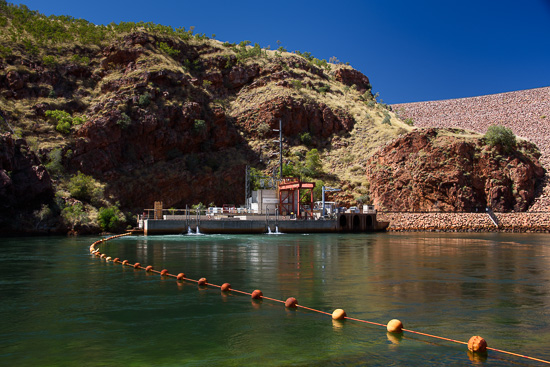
[
  {"xmin": 45, "ymin": 110, "xmax": 84, "ymax": 134},
  {"xmin": 98, "ymin": 205, "xmax": 122, "ymax": 232},
  {"xmin": 235, "ymin": 41, "xmax": 262, "ymax": 63},
  {"xmin": 193, "ymin": 119, "xmax": 206, "ymax": 133},
  {"xmin": 291, "ymin": 80, "xmax": 303, "ymax": 91},
  {"xmin": 71, "ymin": 54, "xmax": 89, "ymax": 65},
  {"xmin": 138, "ymin": 92, "xmax": 151, "ymax": 107},
  {"xmin": 22, "ymin": 39, "xmax": 39, "ymax": 55},
  {"xmin": 117, "ymin": 112, "xmax": 131, "ymax": 128},
  {"xmin": 484, "ymin": 125, "xmax": 516, "ymax": 152},
  {"xmin": 61, "ymin": 202, "xmax": 88, "ymax": 231},
  {"xmin": 42, "ymin": 55, "xmax": 57, "ymax": 67},
  {"xmin": 381, "ymin": 113, "xmax": 391, "ymax": 125},
  {"xmin": 67, "ymin": 172, "xmax": 102, "ymax": 203},
  {"xmin": 404, "ymin": 118, "xmax": 414, "ymax": 126},
  {"xmin": 158, "ymin": 41, "xmax": 180, "ymax": 58},
  {"xmin": 300, "ymin": 132, "xmax": 312, "ymax": 146},
  {"xmin": 33, "ymin": 204, "xmax": 52, "ymax": 228},
  {"xmin": 317, "ymin": 85, "xmax": 329, "ymax": 95},
  {"xmin": 282, "ymin": 162, "xmax": 297, "ymax": 178},
  {"xmin": 304, "ymin": 149, "xmax": 323, "ymax": 177},
  {"xmin": 45, "ymin": 148, "xmax": 64, "ymax": 176},
  {"xmin": 0, "ymin": 44, "xmax": 12, "ymax": 57},
  {"xmin": 183, "ymin": 58, "xmax": 201, "ymax": 72}
]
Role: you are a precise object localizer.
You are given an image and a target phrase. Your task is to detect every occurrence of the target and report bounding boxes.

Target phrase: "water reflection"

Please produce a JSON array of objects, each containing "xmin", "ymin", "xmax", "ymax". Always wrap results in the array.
[{"xmin": 4, "ymin": 233, "xmax": 549, "ymax": 365}]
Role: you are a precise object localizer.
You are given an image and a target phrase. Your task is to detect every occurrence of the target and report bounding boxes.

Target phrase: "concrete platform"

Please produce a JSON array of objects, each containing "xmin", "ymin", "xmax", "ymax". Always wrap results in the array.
[{"xmin": 143, "ymin": 213, "xmax": 389, "ymax": 235}]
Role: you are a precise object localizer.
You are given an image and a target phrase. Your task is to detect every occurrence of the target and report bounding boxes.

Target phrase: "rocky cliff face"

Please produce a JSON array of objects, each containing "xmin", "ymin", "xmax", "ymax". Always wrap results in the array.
[
  {"xmin": 366, "ymin": 129, "xmax": 545, "ymax": 212},
  {"xmin": 0, "ymin": 133, "xmax": 53, "ymax": 229},
  {"xmin": 60, "ymin": 33, "xmax": 358, "ymax": 210}
]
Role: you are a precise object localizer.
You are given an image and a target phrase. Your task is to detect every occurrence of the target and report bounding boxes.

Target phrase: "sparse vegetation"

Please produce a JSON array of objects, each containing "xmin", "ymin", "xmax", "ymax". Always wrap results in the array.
[
  {"xmin": 117, "ymin": 112, "xmax": 131, "ymax": 129},
  {"xmin": 291, "ymin": 80, "xmax": 303, "ymax": 91},
  {"xmin": 45, "ymin": 148, "xmax": 64, "ymax": 177},
  {"xmin": 484, "ymin": 125, "xmax": 516, "ymax": 152},
  {"xmin": 44, "ymin": 110, "xmax": 84, "ymax": 134},
  {"xmin": 300, "ymin": 132, "xmax": 312, "ymax": 146},
  {"xmin": 61, "ymin": 202, "xmax": 88, "ymax": 231},
  {"xmin": 67, "ymin": 172, "xmax": 102, "ymax": 204},
  {"xmin": 138, "ymin": 92, "xmax": 151, "ymax": 107},
  {"xmin": 157, "ymin": 41, "xmax": 180, "ymax": 58},
  {"xmin": 193, "ymin": 119, "xmax": 206, "ymax": 133}
]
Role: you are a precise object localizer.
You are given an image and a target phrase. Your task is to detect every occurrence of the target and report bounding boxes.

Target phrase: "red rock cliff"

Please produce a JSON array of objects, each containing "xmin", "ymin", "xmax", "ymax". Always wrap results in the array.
[{"xmin": 366, "ymin": 129, "xmax": 544, "ymax": 212}]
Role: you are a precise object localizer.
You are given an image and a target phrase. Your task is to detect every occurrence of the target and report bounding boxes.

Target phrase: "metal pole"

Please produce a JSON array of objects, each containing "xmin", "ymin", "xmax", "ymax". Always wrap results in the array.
[
  {"xmin": 322, "ymin": 186, "xmax": 326, "ymax": 217},
  {"xmin": 245, "ymin": 165, "xmax": 249, "ymax": 209},
  {"xmin": 279, "ymin": 119, "xmax": 283, "ymax": 180}
]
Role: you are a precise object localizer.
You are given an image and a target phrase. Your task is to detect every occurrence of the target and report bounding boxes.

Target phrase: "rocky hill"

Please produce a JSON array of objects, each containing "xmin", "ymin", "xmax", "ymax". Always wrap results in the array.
[
  {"xmin": 366, "ymin": 128, "xmax": 544, "ymax": 212},
  {"xmin": 0, "ymin": 2, "xmax": 545, "ymax": 233}
]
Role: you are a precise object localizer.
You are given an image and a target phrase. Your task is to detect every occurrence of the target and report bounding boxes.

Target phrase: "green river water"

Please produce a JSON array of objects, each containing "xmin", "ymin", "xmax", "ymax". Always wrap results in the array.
[{"xmin": 1, "ymin": 232, "xmax": 550, "ymax": 366}]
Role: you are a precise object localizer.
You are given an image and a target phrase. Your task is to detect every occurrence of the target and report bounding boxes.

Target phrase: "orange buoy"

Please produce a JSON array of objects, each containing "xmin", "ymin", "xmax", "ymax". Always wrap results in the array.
[
  {"xmin": 133, "ymin": 262, "xmax": 141, "ymax": 269},
  {"xmin": 160, "ymin": 269, "xmax": 169, "ymax": 276},
  {"xmin": 100, "ymin": 254, "xmax": 106, "ymax": 258},
  {"xmin": 95, "ymin": 252, "xmax": 101, "ymax": 256},
  {"xmin": 122, "ymin": 260, "xmax": 129, "ymax": 265},
  {"xmin": 387, "ymin": 319, "xmax": 403, "ymax": 333},
  {"xmin": 332, "ymin": 309, "xmax": 347, "ymax": 320},
  {"xmin": 468, "ymin": 336, "xmax": 487, "ymax": 353},
  {"xmin": 251, "ymin": 289, "xmax": 263, "ymax": 299},
  {"xmin": 198, "ymin": 277, "xmax": 207, "ymax": 285},
  {"xmin": 285, "ymin": 297, "xmax": 298, "ymax": 308},
  {"xmin": 221, "ymin": 283, "xmax": 231, "ymax": 292},
  {"xmin": 113, "ymin": 258, "xmax": 120, "ymax": 263},
  {"xmin": 145, "ymin": 265, "xmax": 153, "ymax": 272},
  {"xmin": 177, "ymin": 273, "xmax": 186, "ymax": 280}
]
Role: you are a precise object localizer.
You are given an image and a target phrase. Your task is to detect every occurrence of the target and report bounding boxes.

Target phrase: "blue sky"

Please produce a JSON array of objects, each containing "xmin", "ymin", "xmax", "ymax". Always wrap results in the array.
[{"xmin": 16, "ymin": 0, "xmax": 550, "ymax": 104}]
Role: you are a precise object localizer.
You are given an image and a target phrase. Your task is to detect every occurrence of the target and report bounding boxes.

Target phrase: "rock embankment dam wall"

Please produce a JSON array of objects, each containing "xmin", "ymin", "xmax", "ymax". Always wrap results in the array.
[{"xmin": 378, "ymin": 212, "xmax": 550, "ymax": 232}]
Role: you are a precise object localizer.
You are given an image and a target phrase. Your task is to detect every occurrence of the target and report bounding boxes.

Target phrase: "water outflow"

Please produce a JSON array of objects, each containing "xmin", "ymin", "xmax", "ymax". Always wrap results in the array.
[
  {"xmin": 187, "ymin": 226, "xmax": 203, "ymax": 235},
  {"xmin": 267, "ymin": 225, "xmax": 282, "ymax": 235}
]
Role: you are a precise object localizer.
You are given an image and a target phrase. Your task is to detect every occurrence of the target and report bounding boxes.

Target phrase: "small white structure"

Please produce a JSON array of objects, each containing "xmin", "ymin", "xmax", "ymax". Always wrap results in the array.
[
  {"xmin": 363, "ymin": 205, "xmax": 376, "ymax": 213},
  {"xmin": 247, "ymin": 189, "xmax": 278, "ymax": 214}
]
